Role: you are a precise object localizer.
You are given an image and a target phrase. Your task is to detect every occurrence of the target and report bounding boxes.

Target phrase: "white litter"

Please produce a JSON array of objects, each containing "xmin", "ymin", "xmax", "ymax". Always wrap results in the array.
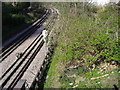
[{"xmin": 69, "ymin": 83, "xmax": 73, "ymax": 86}]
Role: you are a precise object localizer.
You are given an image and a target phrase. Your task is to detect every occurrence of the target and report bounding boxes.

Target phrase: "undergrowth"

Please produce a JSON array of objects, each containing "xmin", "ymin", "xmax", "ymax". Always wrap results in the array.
[
  {"xmin": 44, "ymin": 2, "xmax": 119, "ymax": 88},
  {"xmin": 2, "ymin": 2, "xmax": 45, "ymax": 42}
]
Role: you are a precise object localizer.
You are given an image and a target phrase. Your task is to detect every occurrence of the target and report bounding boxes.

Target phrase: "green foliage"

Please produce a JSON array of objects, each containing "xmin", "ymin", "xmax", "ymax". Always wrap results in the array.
[
  {"xmin": 55, "ymin": 1, "xmax": 119, "ymax": 64},
  {"xmin": 2, "ymin": 2, "xmax": 45, "ymax": 42},
  {"xmin": 2, "ymin": 2, "xmax": 30, "ymax": 14},
  {"xmin": 44, "ymin": 2, "xmax": 119, "ymax": 88},
  {"xmin": 11, "ymin": 14, "xmax": 25, "ymax": 25},
  {"xmin": 3, "ymin": 14, "xmax": 25, "ymax": 25},
  {"xmin": 17, "ymin": 2, "xmax": 30, "ymax": 9}
]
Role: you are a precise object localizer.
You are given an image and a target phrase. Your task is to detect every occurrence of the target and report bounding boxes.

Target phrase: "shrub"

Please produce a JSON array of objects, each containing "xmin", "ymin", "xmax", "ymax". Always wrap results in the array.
[{"xmin": 11, "ymin": 14, "xmax": 25, "ymax": 25}]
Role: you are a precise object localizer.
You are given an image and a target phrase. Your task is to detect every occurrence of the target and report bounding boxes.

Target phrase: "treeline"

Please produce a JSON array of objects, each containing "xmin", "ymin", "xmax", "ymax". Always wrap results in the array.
[
  {"xmin": 2, "ymin": 2, "xmax": 45, "ymax": 26},
  {"xmin": 3, "ymin": 2, "xmax": 30, "ymax": 25},
  {"xmin": 64, "ymin": 2, "xmax": 118, "ymax": 63},
  {"xmin": 44, "ymin": 2, "xmax": 119, "ymax": 88},
  {"xmin": 49, "ymin": 2, "xmax": 119, "ymax": 64},
  {"xmin": 2, "ymin": 2, "xmax": 45, "ymax": 42}
]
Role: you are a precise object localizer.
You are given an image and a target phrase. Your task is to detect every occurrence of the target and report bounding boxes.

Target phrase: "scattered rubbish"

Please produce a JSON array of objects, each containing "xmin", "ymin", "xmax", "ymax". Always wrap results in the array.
[
  {"xmin": 91, "ymin": 74, "xmax": 109, "ymax": 80},
  {"xmin": 46, "ymin": 76, "xmax": 49, "ymax": 79},
  {"xmin": 69, "ymin": 83, "xmax": 73, "ymax": 86},
  {"xmin": 97, "ymin": 82, "xmax": 100, "ymax": 84},
  {"xmin": 72, "ymin": 84, "xmax": 78, "ymax": 88},
  {"xmin": 118, "ymin": 71, "xmax": 120, "ymax": 73}
]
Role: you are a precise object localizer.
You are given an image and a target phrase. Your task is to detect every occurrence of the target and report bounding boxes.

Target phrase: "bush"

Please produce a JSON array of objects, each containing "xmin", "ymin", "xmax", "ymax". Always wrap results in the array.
[
  {"xmin": 11, "ymin": 14, "xmax": 25, "ymax": 25},
  {"xmin": 35, "ymin": 8, "xmax": 45, "ymax": 14}
]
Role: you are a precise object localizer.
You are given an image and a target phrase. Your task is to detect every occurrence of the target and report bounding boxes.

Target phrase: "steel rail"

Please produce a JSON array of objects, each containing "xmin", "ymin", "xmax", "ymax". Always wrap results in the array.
[{"xmin": 1, "ymin": 35, "xmax": 43, "ymax": 89}]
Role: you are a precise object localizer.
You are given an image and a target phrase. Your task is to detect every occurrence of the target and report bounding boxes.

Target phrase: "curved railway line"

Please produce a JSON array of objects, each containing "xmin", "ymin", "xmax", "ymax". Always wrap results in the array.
[
  {"xmin": 0, "ymin": 10, "xmax": 49, "ymax": 63},
  {"xmin": 0, "ymin": 7, "xmax": 58, "ymax": 89},
  {"xmin": 1, "ymin": 35, "xmax": 44, "ymax": 89},
  {"xmin": 0, "ymin": 9, "xmax": 50, "ymax": 89}
]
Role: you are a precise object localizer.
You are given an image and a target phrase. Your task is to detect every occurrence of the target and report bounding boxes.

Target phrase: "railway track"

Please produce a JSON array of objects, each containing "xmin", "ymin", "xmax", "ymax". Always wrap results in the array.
[
  {"xmin": 0, "ymin": 10, "xmax": 49, "ymax": 63},
  {"xmin": 0, "ymin": 8, "xmax": 56, "ymax": 89},
  {"xmin": 0, "ymin": 9, "xmax": 50, "ymax": 89},
  {"xmin": 1, "ymin": 33, "xmax": 44, "ymax": 89}
]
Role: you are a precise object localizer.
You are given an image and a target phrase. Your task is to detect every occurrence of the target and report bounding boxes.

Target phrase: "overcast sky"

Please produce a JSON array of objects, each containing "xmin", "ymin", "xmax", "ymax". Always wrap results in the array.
[
  {"xmin": 91, "ymin": 0, "xmax": 110, "ymax": 5},
  {"xmin": 92, "ymin": 0, "xmax": 119, "ymax": 5}
]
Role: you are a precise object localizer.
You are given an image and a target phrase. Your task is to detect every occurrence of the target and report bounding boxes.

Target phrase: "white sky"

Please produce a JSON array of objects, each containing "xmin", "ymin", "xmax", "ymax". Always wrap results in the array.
[
  {"xmin": 92, "ymin": 0, "xmax": 120, "ymax": 5},
  {"xmin": 91, "ymin": 0, "xmax": 110, "ymax": 5}
]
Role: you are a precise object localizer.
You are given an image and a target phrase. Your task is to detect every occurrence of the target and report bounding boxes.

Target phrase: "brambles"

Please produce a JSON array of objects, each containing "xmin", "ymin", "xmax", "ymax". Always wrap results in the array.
[{"xmin": 44, "ymin": 2, "xmax": 119, "ymax": 88}]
